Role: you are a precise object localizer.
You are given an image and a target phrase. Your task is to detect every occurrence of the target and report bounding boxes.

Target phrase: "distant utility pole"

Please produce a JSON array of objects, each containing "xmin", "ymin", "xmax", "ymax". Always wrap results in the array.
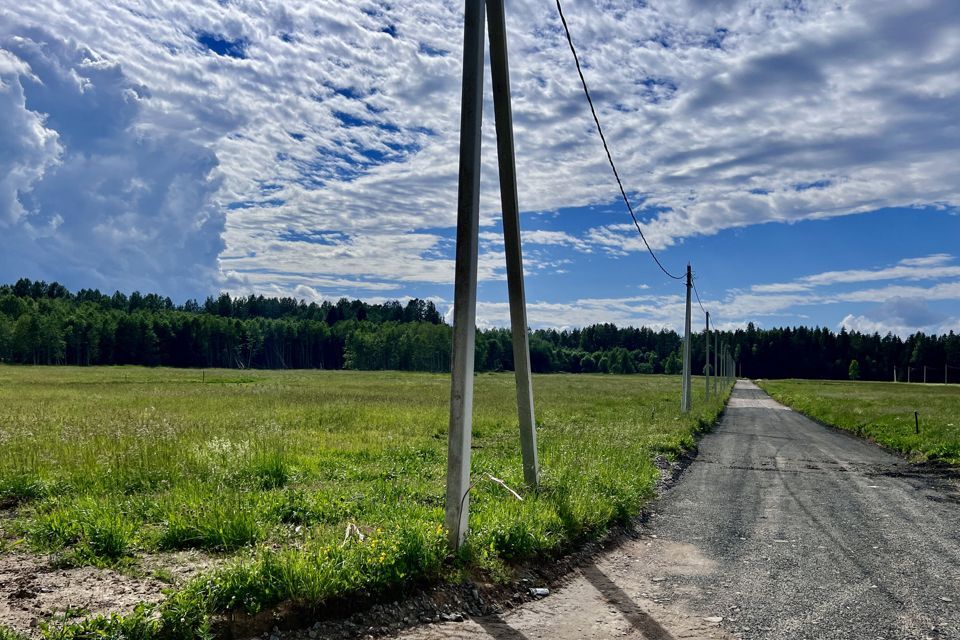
[
  {"xmin": 924, "ymin": 365, "xmax": 927, "ymax": 384},
  {"xmin": 908, "ymin": 367, "xmax": 911, "ymax": 384},
  {"xmin": 720, "ymin": 343, "xmax": 725, "ymax": 382},
  {"xmin": 705, "ymin": 311, "xmax": 711, "ymax": 400},
  {"xmin": 681, "ymin": 265, "xmax": 692, "ymax": 412},
  {"xmin": 717, "ymin": 345, "xmax": 726, "ymax": 384},
  {"xmin": 893, "ymin": 365, "xmax": 897, "ymax": 383},
  {"xmin": 445, "ymin": 0, "xmax": 539, "ymax": 551},
  {"xmin": 714, "ymin": 331, "xmax": 718, "ymax": 396}
]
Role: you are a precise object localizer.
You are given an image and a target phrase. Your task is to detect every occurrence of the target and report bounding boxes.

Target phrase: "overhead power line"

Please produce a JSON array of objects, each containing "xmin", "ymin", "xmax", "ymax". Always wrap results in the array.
[
  {"xmin": 692, "ymin": 278, "xmax": 707, "ymax": 315},
  {"xmin": 554, "ymin": 0, "xmax": 684, "ymax": 281}
]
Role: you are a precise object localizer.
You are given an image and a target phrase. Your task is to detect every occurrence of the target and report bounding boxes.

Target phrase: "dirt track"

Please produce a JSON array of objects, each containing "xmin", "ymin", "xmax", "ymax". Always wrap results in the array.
[{"xmin": 399, "ymin": 380, "xmax": 960, "ymax": 640}]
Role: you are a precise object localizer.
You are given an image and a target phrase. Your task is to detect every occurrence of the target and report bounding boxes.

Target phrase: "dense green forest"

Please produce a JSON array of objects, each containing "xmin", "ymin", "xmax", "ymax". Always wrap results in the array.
[{"xmin": 1, "ymin": 278, "xmax": 958, "ymax": 380}]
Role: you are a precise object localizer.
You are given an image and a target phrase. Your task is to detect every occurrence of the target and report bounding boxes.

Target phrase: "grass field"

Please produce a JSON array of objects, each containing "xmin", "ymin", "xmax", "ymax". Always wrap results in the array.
[
  {"xmin": 0, "ymin": 366, "xmax": 731, "ymax": 638},
  {"xmin": 757, "ymin": 379, "xmax": 960, "ymax": 464}
]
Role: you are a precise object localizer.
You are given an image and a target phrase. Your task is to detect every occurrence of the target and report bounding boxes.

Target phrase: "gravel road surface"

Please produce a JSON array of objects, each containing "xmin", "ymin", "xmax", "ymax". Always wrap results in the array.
[{"xmin": 400, "ymin": 380, "xmax": 960, "ymax": 640}]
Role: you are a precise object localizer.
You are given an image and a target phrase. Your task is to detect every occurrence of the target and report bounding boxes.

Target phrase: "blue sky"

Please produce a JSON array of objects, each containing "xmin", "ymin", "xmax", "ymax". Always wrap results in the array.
[{"xmin": 1, "ymin": 0, "xmax": 958, "ymax": 335}]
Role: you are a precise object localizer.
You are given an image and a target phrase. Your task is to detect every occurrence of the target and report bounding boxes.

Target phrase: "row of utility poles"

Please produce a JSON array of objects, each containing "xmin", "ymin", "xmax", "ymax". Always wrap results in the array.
[{"xmin": 680, "ymin": 265, "xmax": 736, "ymax": 413}]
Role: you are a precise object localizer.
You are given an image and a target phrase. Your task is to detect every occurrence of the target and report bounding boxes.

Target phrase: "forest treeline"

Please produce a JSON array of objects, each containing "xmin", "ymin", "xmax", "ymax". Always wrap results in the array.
[{"xmin": 1, "ymin": 279, "xmax": 959, "ymax": 380}]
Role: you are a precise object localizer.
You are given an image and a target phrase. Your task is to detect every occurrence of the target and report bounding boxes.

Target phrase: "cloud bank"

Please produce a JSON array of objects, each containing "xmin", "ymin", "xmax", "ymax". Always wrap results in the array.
[{"xmin": 0, "ymin": 0, "xmax": 958, "ymax": 324}]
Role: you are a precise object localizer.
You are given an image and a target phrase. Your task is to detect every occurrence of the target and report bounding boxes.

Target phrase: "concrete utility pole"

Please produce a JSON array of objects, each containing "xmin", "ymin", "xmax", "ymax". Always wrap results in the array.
[
  {"xmin": 488, "ymin": 0, "xmax": 538, "ymax": 488},
  {"xmin": 705, "ymin": 311, "xmax": 711, "ymax": 400},
  {"xmin": 681, "ymin": 265, "xmax": 693, "ymax": 412},
  {"xmin": 947, "ymin": 364, "xmax": 949, "ymax": 384},
  {"xmin": 893, "ymin": 366, "xmax": 897, "ymax": 383},
  {"xmin": 445, "ymin": 0, "xmax": 485, "ymax": 552},
  {"xmin": 720, "ymin": 344, "xmax": 725, "ymax": 382},
  {"xmin": 445, "ymin": 0, "xmax": 539, "ymax": 551},
  {"xmin": 714, "ymin": 331, "xmax": 718, "ymax": 396},
  {"xmin": 718, "ymin": 343, "xmax": 723, "ymax": 382},
  {"xmin": 924, "ymin": 365, "xmax": 927, "ymax": 384}
]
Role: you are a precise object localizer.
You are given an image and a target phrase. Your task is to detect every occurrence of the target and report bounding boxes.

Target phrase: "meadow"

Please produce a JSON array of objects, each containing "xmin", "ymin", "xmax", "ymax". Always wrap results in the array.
[
  {"xmin": 757, "ymin": 379, "xmax": 960, "ymax": 464},
  {"xmin": 0, "ymin": 366, "xmax": 730, "ymax": 638}
]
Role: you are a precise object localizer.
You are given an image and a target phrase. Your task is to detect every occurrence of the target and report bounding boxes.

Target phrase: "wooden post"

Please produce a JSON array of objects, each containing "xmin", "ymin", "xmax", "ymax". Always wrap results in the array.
[
  {"xmin": 445, "ymin": 0, "xmax": 485, "ymax": 551},
  {"xmin": 488, "ymin": 0, "xmax": 538, "ymax": 488}
]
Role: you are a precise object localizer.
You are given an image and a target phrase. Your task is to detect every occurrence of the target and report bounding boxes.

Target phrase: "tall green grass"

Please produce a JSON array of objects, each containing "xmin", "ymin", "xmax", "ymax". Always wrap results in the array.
[
  {"xmin": 0, "ymin": 366, "xmax": 731, "ymax": 637},
  {"xmin": 758, "ymin": 378, "xmax": 960, "ymax": 463}
]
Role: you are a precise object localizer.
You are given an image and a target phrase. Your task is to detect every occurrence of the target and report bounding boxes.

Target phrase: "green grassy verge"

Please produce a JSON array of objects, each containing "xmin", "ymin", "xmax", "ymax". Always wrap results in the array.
[
  {"xmin": 757, "ymin": 379, "xmax": 960, "ymax": 463},
  {"xmin": 0, "ymin": 626, "xmax": 29, "ymax": 640},
  {"xmin": 0, "ymin": 366, "xmax": 732, "ymax": 638}
]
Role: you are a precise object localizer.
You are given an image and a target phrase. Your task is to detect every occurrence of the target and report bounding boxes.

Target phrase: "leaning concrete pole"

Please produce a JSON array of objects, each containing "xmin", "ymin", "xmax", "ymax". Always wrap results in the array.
[
  {"xmin": 488, "ymin": 0, "xmax": 538, "ymax": 488},
  {"xmin": 681, "ymin": 265, "xmax": 693, "ymax": 412},
  {"xmin": 445, "ymin": 0, "xmax": 485, "ymax": 551},
  {"xmin": 705, "ymin": 311, "xmax": 711, "ymax": 400}
]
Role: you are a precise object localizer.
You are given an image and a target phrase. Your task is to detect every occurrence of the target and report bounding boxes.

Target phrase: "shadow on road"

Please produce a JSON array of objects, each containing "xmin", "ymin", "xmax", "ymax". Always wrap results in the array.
[
  {"xmin": 474, "ymin": 614, "xmax": 530, "ymax": 640},
  {"xmin": 581, "ymin": 564, "xmax": 678, "ymax": 640}
]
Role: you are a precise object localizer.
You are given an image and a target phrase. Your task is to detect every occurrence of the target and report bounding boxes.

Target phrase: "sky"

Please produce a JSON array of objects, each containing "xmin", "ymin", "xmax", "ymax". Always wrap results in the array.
[{"xmin": 0, "ymin": 0, "xmax": 958, "ymax": 335}]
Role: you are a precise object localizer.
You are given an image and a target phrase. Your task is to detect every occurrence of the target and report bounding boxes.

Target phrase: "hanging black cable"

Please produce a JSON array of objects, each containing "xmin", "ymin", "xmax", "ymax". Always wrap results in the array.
[
  {"xmin": 692, "ymin": 278, "xmax": 707, "ymax": 315},
  {"xmin": 554, "ymin": 0, "xmax": 684, "ymax": 281}
]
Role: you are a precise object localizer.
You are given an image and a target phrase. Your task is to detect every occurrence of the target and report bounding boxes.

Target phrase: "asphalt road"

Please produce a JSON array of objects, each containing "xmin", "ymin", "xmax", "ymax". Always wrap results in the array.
[{"xmin": 401, "ymin": 380, "xmax": 960, "ymax": 640}]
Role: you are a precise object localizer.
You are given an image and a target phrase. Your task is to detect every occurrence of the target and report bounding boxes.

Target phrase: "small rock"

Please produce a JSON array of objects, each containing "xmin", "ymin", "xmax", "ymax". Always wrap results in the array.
[
  {"xmin": 704, "ymin": 616, "xmax": 724, "ymax": 624},
  {"xmin": 940, "ymin": 597, "xmax": 953, "ymax": 603},
  {"xmin": 529, "ymin": 587, "xmax": 550, "ymax": 598}
]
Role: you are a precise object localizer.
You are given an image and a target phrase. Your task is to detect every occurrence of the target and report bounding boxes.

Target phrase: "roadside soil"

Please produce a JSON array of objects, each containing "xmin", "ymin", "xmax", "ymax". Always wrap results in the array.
[
  {"xmin": 0, "ymin": 542, "xmax": 216, "ymax": 635},
  {"xmin": 0, "ymin": 552, "xmax": 166, "ymax": 633}
]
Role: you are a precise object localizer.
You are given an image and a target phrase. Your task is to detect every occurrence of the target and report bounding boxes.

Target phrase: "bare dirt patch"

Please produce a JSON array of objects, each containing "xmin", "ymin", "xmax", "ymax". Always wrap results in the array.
[{"xmin": 0, "ymin": 552, "xmax": 166, "ymax": 636}]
